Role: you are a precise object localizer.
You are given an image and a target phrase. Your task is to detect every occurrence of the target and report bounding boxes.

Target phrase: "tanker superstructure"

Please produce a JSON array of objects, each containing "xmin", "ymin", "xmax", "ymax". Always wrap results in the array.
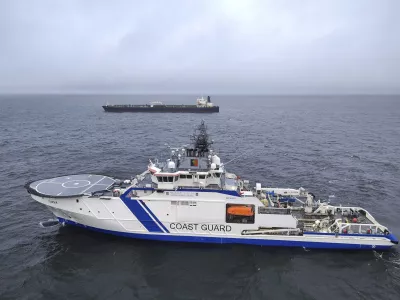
[{"xmin": 102, "ymin": 96, "xmax": 219, "ymax": 113}]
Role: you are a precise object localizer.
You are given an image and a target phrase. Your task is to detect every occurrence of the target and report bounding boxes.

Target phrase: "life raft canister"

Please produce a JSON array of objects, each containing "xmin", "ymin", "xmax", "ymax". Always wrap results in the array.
[{"xmin": 227, "ymin": 205, "xmax": 254, "ymax": 217}]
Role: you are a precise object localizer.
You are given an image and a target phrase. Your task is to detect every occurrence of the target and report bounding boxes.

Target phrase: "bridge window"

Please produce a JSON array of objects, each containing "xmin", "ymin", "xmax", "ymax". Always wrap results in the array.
[
  {"xmin": 199, "ymin": 175, "xmax": 206, "ymax": 179},
  {"xmin": 179, "ymin": 175, "xmax": 186, "ymax": 179},
  {"xmin": 226, "ymin": 204, "xmax": 255, "ymax": 224},
  {"xmin": 159, "ymin": 176, "xmax": 174, "ymax": 182}
]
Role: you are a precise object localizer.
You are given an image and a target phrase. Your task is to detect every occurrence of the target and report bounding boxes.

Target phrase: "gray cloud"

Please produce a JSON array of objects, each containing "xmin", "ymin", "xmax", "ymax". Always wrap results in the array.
[{"xmin": 0, "ymin": 0, "xmax": 399, "ymax": 94}]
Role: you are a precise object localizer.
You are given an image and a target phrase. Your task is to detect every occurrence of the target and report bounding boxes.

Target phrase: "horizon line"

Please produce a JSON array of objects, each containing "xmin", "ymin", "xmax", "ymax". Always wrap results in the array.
[{"xmin": 0, "ymin": 91, "xmax": 399, "ymax": 96}]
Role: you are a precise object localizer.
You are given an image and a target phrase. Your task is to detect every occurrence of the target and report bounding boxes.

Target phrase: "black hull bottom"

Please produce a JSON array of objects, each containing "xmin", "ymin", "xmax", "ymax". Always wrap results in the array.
[{"xmin": 102, "ymin": 106, "xmax": 219, "ymax": 113}]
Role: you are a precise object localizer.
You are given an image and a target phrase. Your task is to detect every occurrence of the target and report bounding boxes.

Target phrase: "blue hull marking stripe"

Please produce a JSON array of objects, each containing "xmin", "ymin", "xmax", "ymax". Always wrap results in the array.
[
  {"xmin": 57, "ymin": 218, "xmax": 393, "ymax": 250},
  {"xmin": 178, "ymin": 188, "xmax": 240, "ymax": 197},
  {"xmin": 122, "ymin": 187, "xmax": 240, "ymax": 198},
  {"xmin": 139, "ymin": 200, "xmax": 169, "ymax": 233},
  {"xmin": 120, "ymin": 197, "xmax": 163, "ymax": 233}
]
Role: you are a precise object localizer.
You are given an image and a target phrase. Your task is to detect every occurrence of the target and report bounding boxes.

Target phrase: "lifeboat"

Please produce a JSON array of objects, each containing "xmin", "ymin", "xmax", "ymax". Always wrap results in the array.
[{"xmin": 227, "ymin": 205, "xmax": 254, "ymax": 217}]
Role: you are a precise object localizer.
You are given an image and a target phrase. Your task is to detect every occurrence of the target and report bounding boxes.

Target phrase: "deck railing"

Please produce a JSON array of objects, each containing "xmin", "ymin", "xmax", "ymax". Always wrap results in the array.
[{"xmin": 329, "ymin": 219, "xmax": 387, "ymax": 235}]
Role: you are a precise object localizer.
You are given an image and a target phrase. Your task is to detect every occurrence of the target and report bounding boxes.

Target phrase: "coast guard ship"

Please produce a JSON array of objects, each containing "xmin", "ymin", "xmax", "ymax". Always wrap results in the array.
[{"xmin": 25, "ymin": 121, "xmax": 398, "ymax": 250}]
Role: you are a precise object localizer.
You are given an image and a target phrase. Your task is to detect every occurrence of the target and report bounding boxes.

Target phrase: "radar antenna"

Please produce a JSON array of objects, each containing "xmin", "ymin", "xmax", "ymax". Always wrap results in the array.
[{"xmin": 191, "ymin": 120, "xmax": 213, "ymax": 152}]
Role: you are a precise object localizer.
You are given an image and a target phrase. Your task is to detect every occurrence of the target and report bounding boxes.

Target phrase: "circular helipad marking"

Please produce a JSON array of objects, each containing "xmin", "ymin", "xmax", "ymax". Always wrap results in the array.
[{"xmin": 62, "ymin": 180, "xmax": 91, "ymax": 188}]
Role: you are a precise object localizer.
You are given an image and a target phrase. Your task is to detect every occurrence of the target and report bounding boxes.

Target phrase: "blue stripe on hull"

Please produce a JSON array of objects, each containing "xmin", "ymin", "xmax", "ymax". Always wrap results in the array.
[
  {"xmin": 123, "ymin": 187, "xmax": 240, "ymax": 198},
  {"xmin": 120, "ymin": 198, "xmax": 163, "ymax": 233},
  {"xmin": 57, "ymin": 218, "xmax": 393, "ymax": 250},
  {"xmin": 139, "ymin": 200, "xmax": 169, "ymax": 233}
]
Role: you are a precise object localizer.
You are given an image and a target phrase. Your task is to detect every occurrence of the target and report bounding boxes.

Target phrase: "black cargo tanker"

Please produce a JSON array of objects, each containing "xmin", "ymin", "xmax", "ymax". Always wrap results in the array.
[{"xmin": 102, "ymin": 96, "xmax": 219, "ymax": 113}]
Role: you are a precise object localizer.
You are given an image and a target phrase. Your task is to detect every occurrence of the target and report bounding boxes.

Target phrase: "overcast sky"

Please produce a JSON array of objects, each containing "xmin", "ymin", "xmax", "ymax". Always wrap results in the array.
[{"xmin": 0, "ymin": 0, "xmax": 399, "ymax": 94}]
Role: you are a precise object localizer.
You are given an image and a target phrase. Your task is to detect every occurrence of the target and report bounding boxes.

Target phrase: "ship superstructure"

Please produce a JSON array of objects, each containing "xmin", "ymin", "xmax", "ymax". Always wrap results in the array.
[{"xmin": 25, "ymin": 121, "xmax": 398, "ymax": 250}]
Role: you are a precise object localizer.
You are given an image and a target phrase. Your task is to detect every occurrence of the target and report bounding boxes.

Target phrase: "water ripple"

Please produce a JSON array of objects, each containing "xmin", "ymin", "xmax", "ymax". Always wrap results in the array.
[{"xmin": 0, "ymin": 94, "xmax": 399, "ymax": 299}]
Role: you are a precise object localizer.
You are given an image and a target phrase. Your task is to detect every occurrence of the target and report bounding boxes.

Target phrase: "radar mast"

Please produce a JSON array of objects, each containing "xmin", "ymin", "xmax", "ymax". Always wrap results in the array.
[{"xmin": 191, "ymin": 120, "xmax": 213, "ymax": 152}]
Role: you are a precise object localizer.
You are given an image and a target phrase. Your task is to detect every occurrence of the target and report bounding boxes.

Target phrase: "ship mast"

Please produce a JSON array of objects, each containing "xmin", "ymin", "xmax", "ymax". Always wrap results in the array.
[{"xmin": 191, "ymin": 120, "xmax": 213, "ymax": 152}]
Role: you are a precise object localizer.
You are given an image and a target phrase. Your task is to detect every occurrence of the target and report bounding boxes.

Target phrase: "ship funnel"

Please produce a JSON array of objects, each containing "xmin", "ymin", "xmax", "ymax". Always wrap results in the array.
[{"xmin": 207, "ymin": 96, "xmax": 211, "ymax": 103}]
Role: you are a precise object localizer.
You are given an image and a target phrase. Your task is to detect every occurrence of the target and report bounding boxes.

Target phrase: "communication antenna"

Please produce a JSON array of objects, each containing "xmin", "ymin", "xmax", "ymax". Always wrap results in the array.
[
  {"xmin": 222, "ymin": 149, "xmax": 254, "ymax": 167},
  {"xmin": 190, "ymin": 120, "xmax": 213, "ymax": 151}
]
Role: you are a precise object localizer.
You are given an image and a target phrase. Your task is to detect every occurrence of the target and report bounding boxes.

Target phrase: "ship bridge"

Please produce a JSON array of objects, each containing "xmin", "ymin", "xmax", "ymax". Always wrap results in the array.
[{"xmin": 148, "ymin": 120, "xmax": 229, "ymax": 190}]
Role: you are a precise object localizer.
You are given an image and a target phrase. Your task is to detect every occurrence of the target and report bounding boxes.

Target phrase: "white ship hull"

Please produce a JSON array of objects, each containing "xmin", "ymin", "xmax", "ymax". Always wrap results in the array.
[{"xmin": 32, "ymin": 194, "xmax": 397, "ymax": 250}]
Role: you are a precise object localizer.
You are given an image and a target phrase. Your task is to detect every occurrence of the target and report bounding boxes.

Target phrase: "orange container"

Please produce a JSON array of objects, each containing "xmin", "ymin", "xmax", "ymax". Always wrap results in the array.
[{"xmin": 227, "ymin": 206, "xmax": 253, "ymax": 217}]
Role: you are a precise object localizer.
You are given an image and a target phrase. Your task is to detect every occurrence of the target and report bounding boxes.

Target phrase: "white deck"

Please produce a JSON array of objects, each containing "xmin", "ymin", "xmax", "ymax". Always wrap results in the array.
[{"xmin": 29, "ymin": 174, "xmax": 115, "ymax": 197}]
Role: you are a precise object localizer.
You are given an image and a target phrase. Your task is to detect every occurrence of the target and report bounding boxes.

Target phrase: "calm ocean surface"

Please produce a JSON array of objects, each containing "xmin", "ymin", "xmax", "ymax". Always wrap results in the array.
[{"xmin": 0, "ymin": 94, "xmax": 399, "ymax": 300}]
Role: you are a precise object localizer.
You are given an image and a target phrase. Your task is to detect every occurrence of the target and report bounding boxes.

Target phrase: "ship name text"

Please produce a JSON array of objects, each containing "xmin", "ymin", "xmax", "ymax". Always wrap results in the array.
[{"xmin": 169, "ymin": 222, "xmax": 232, "ymax": 232}]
